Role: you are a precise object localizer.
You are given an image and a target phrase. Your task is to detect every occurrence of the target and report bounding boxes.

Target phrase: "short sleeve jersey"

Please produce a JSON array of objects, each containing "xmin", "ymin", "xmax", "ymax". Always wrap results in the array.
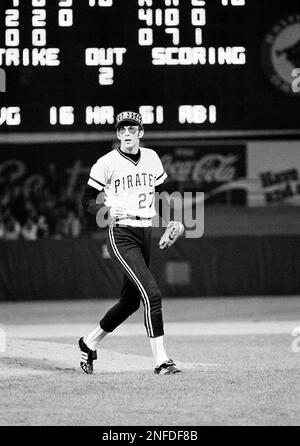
[{"xmin": 87, "ymin": 147, "xmax": 167, "ymax": 220}]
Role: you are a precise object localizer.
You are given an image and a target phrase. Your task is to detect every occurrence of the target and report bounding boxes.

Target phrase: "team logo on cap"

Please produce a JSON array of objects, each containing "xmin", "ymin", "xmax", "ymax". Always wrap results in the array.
[
  {"xmin": 116, "ymin": 111, "xmax": 143, "ymax": 126},
  {"xmin": 261, "ymin": 14, "xmax": 300, "ymax": 96}
]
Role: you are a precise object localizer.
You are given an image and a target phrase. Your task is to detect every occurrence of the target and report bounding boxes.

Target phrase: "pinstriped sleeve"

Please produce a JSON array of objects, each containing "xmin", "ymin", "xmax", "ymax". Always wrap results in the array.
[{"xmin": 87, "ymin": 158, "xmax": 107, "ymax": 191}]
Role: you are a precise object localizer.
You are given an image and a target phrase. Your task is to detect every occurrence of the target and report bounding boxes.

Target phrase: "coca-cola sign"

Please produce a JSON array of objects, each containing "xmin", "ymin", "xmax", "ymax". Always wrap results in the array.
[
  {"xmin": 158, "ymin": 144, "xmax": 245, "ymax": 184},
  {"xmin": 161, "ymin": 153, "xmax": 239, "ymax": 185}
]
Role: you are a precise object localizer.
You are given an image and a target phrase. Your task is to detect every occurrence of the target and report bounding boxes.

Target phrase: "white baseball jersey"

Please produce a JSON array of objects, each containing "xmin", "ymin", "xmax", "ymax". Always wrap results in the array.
[{"xmin": 88, "ymin": 147, "xmax": 167, "ymax": 227}]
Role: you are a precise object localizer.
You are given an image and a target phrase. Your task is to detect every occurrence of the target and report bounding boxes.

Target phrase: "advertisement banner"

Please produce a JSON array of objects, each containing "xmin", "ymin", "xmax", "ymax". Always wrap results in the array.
[{"xmin": 247, "ymin": 141, "xmax": 300, "ymax": 206}]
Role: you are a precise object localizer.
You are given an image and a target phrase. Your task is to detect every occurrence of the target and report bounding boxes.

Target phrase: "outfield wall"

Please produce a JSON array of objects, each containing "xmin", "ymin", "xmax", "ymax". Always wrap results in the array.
[{"xmin": 1, "ymin": 235, "xmax": 300, "ymax": 301}]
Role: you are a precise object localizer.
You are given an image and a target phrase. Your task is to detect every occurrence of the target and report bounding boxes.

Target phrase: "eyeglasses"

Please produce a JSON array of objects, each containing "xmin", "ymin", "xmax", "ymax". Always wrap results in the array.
[{"xmin": 117, "ymin": 126, "xmax": 139, "ymax": 135}]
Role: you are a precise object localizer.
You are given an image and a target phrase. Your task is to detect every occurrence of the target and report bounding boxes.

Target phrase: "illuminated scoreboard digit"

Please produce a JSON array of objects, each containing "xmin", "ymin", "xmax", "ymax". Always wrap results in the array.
[{"xmin": 0, "ymin": 0, "xmax": 299, "ymax": 134}]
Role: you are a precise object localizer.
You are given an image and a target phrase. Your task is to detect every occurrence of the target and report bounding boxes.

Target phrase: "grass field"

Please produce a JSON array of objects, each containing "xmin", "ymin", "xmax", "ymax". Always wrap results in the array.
[{"xmin": 0, "ymin": 297, "xmax": 299, "ymax": 426}]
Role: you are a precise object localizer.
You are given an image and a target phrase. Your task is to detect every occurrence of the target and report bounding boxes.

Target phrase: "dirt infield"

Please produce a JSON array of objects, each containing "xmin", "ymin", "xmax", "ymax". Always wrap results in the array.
[
  {"xmin": 0, "ymin": 297, "xmax": 299, "ymax": 426},
  {"xmin": 1, "ymin": 337, "xmax": 215, "ymax": 378}
]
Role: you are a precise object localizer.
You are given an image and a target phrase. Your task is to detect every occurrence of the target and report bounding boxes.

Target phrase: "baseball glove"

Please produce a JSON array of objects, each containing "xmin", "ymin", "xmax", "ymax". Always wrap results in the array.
[{"xmin": 158, "ymin": 221, "xmax": 184, "ymax": 250}]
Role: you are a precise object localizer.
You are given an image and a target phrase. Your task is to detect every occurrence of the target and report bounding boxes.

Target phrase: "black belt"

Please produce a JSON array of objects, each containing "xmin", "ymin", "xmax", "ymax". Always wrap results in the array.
[
  {"xmin": 132, "ymin": 216, "xmax": 151, "ymax": 221},
  {"xmin": 116, "ymin": 215, "xmax": 152, "ymax": 222}
]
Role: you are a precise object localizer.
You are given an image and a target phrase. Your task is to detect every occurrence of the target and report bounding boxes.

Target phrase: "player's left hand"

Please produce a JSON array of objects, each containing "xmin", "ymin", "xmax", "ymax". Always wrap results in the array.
[{"xmin": 158, "ymin": 221, "xmax": 184, "ymax": 250}]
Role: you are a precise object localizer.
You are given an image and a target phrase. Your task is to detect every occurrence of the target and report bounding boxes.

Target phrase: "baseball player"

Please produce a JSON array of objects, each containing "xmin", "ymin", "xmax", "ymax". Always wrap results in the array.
[{"xmin": 79, "ymin": 111, "xmax": 184, "ymax": 375}]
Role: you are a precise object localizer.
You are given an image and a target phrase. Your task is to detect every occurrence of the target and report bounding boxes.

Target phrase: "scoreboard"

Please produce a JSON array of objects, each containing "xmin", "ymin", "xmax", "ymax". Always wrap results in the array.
[{"xmin": 0, "ymin": 0, "xmax": 299, "ymax": 134}]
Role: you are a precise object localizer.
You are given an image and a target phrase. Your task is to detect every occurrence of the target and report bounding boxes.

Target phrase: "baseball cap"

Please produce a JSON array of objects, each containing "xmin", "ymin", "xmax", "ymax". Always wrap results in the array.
[{"xmin": 115, "ymin": 111, "xmax": 143, "ymax": 129}]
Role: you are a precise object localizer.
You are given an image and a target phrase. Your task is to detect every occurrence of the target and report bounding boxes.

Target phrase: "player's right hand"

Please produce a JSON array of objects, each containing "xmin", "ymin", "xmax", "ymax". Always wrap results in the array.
[{"xmin": 108, "ymin": 206, "xmax": 127, "ymax": 220}]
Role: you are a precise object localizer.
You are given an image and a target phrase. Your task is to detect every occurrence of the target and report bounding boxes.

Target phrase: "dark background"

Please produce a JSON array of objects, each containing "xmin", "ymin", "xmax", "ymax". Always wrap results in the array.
[{"xmin": 0, "ymin": 0, "xmax": 299, "ymax": 132}]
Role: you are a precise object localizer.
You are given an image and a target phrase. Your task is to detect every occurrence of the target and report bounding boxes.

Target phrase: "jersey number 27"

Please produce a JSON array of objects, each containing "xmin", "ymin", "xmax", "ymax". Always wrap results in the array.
[{"xmin": 139, "ymin": 192, "xmax": 154, "ymax": 209}]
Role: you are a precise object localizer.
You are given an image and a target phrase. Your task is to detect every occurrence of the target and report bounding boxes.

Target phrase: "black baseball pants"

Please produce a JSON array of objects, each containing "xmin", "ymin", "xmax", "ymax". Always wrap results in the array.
[{"xmin": 100, "ymin": 225, "xmax": 164, "ymax": 338}]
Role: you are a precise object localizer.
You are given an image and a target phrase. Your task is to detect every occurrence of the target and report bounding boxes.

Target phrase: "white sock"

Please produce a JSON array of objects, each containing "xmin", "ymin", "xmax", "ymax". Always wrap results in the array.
[
  {"xmin": 84, "ymin": 326, "xmax": 108, "ymax": 351},
  {"xmin": 150, "ymin": 335, "xmax": 169, "ymax": 367}
]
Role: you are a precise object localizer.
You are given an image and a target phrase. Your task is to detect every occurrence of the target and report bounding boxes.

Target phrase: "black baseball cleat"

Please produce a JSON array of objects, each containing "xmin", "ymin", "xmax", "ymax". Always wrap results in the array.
[
  {"xmin": 78, "ymin": 337, "xmax": 97, "ymax": 374},
  {"xmin": 154, "ymin": 359, "xmax": 182, "ymax": 375}
]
